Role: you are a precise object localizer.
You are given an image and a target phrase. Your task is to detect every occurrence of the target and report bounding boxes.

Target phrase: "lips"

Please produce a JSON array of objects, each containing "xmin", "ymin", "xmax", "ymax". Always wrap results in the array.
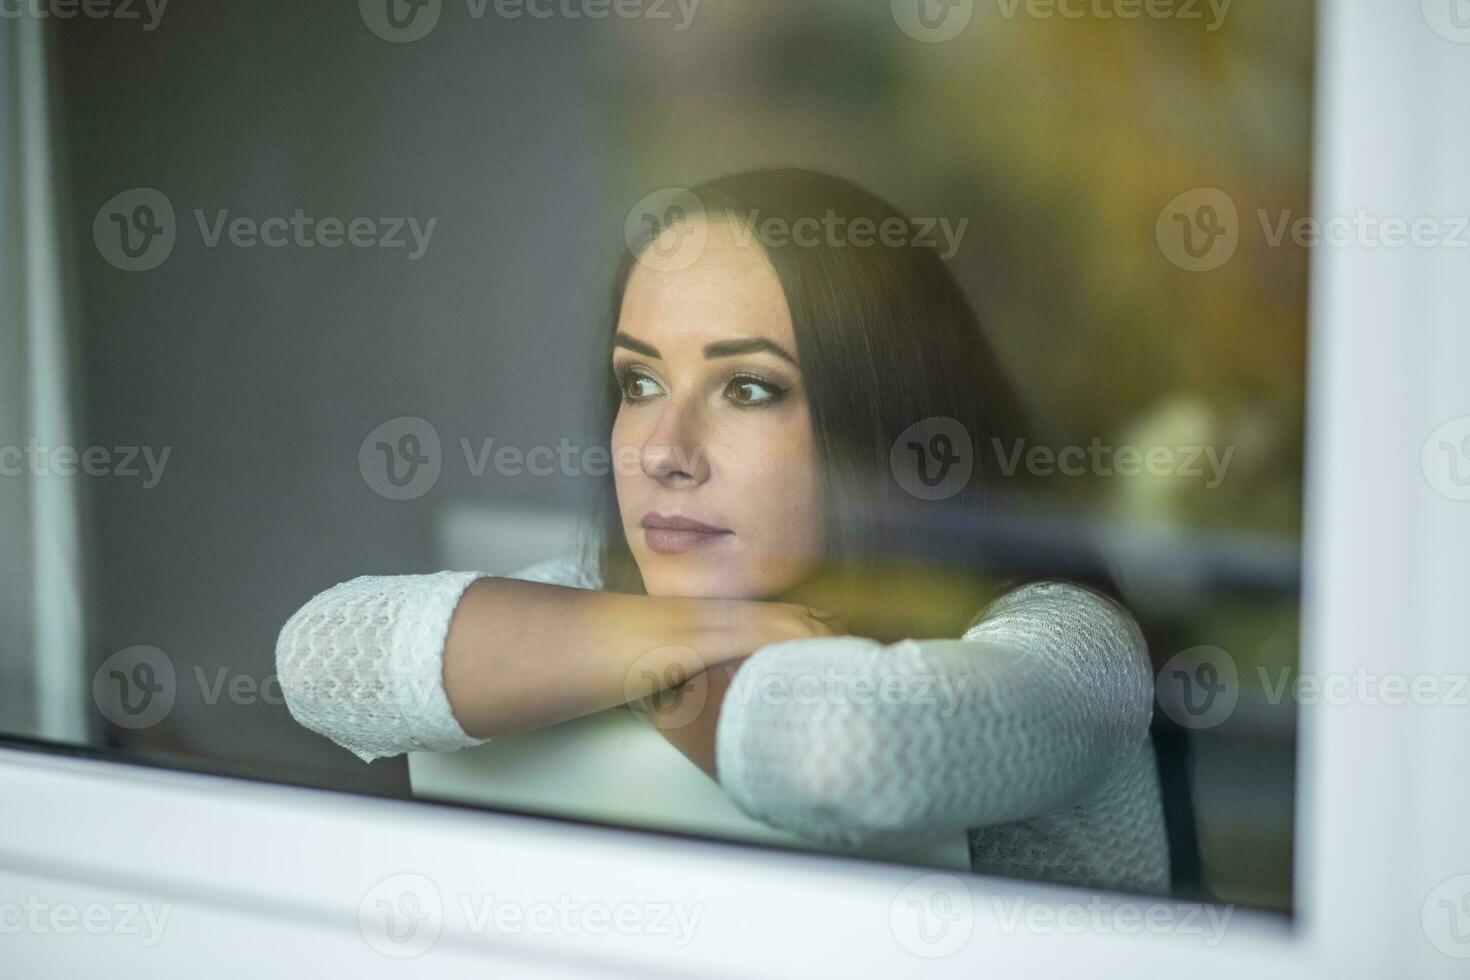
[{"xmin": 639, "ymin": 512, "xmax": 733, "ymax": 555}]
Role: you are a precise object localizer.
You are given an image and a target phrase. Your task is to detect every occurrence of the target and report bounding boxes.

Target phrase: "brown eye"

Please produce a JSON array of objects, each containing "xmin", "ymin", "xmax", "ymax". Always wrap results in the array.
[
  {"xmin": 724, "ymin": 375, "xmax": 783, "ymax": 406},
  {"xmin": 619, "ymin": 369, "xmax": 663, "ymax": 402}
]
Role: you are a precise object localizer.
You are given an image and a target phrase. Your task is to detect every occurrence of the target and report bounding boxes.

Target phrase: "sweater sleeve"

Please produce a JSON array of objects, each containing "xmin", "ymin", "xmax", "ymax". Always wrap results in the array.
[
  {"xmin": 712, "ymin": 581, "xmax": 1156, "ymax": 849},
  {"xmin": 274, "ymin": 557, "xmax": 596, "ymax": 763}
]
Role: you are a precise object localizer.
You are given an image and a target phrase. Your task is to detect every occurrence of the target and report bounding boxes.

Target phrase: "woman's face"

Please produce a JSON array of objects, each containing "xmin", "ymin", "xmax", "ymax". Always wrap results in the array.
[{"xmin": 612, "ymin": 214, "xmax": 826, "ymax": 600}]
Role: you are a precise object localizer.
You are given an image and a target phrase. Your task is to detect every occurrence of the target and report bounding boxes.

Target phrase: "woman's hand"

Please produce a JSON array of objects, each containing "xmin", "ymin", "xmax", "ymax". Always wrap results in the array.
[
  {"xmin": 644, "ymin": 599, "xmax": 845, "ymax": 780},
  {"xmin": 745, "ymin": 599, "xmax": 846, "ymax": 649}
]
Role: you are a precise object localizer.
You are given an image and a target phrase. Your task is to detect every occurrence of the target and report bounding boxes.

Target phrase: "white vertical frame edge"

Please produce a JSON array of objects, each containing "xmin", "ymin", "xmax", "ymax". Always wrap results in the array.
[{"xmin": 1299, "ymin": 0, "xmax": 1470, "ymax": 977}]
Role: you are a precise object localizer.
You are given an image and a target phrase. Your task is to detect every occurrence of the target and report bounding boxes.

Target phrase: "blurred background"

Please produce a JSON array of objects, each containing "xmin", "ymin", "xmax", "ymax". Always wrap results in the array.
[{"xmin": 1, "ymin": 0, "xmax": 1311, "ymax": 913}]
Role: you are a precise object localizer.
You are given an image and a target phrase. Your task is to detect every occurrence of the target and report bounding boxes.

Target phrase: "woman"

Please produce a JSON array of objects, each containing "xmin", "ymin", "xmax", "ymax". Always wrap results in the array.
[{"xmin": 276, "ymin": 169, "xmax": 1171, "ymax": 895}]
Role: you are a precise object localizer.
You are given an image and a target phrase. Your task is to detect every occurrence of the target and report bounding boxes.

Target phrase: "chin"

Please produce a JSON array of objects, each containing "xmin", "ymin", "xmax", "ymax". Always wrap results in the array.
[
  {"xmin": 633, "ymin": 550, "xmax": 813, "ymax": 601},
  {"xmin": 636, "ymin": 558, "xmax": 759, "ymax": 600}
]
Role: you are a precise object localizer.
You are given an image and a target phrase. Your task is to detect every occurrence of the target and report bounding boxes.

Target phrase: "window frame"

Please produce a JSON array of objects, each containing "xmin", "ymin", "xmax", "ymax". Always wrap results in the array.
[{"xmin": 5, "ymin": 1, "xmax": 1469, "ymax": 975}]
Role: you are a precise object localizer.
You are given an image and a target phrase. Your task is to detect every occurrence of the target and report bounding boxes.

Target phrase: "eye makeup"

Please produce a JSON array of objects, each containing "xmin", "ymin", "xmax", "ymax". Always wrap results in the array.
[
  {"xmin": 718, "ymin": 369, "xmax": 789, "ymax": 407},
  {"xmin": 614, "ymin": 364, "xmax": 662, "ymax": 404},
  {"xmin": 612, "ymin": 361, "xmax": 793, "ymax": 408}
]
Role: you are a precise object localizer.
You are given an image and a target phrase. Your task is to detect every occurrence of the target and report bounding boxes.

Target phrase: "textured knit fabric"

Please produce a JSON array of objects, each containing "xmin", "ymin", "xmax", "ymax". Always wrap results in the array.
[
  {"xmin": 715, "ymin": 581, "xmax": 1169, "ymax": 893},
  {"xmin": 275, "ymin": 570, "xmax": 490, "ymax": 762},
  {"xmin": 275, "ymin": 557, "xmax": 1169, "ymax": 893}
]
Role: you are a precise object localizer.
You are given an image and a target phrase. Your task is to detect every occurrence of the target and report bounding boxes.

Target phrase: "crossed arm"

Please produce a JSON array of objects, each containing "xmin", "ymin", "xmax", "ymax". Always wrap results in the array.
[
  {"xmin": 275, "ymin": 562, "xmax": 1153, "ymax": 851},
  {"xmin": 646, "ymin": 587, "xmax": 1155, "ymax": 849}
]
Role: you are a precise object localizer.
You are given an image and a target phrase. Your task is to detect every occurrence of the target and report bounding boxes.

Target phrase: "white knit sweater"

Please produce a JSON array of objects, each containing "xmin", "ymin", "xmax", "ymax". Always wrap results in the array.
[{"xmin": 275, "ymin": 557, "xmax": 1170, "ymax": 893}]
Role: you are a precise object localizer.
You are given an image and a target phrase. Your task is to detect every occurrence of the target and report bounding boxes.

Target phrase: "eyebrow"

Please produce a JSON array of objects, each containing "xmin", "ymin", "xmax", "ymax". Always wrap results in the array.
[{"xmin": 613, "ymin": 332, "xmax": 798, "ymax": 367}]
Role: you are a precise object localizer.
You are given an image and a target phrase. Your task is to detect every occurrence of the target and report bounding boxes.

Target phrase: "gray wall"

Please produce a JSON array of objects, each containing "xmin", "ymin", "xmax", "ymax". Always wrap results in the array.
[{"xmin": 54, "ymin": 4, "xmax": 616, "ymax": 787}]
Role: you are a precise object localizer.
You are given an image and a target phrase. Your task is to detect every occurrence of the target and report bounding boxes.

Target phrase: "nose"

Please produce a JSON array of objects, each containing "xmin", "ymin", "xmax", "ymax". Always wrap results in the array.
[{"xmin": 640, "ymin": 395, "xmax": 710, "ymax": 487}]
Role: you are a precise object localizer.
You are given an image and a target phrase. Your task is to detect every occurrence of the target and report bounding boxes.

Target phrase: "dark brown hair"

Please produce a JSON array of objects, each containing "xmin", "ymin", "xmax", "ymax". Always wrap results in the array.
[
  {"xmin": 583, "ymin": 168, "xmax": 1044, "ymax": 642},
  {"xmin": 578, "ymin": 169, "xmax": 1203, "ymax": 894}
]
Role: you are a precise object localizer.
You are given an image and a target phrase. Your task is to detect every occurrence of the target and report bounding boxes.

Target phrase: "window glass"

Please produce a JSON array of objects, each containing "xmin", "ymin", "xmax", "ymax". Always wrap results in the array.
[{"xmin": 2, "ymin": 0, "xmax": 1310, "ymax": 915}]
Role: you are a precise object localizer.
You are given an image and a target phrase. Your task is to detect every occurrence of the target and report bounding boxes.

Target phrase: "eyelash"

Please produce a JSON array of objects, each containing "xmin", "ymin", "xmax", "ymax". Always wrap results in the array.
[{"xmin": 614, "ymin": 365, "xmax": 790, "ymax": 408}]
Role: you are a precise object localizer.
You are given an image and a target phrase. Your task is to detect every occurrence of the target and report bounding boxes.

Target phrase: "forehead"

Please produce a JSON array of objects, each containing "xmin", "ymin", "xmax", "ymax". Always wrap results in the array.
[{"xmin": 618, "ymin": 216, "xmax": 795, "ymax": 355}]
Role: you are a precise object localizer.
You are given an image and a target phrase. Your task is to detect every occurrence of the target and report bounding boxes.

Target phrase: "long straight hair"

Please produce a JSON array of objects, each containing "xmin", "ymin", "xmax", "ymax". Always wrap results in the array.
[
  {"xmin": 581, "ymin": 168, "xmax": 1201, "ymax": 893},
  {"xmin": 585, "ymin": 168, "xmax": 1044, "ymax": 641}
]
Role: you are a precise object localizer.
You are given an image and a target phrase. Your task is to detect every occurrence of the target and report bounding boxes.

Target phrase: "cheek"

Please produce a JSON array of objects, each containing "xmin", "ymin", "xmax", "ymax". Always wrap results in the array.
[
  {"xmin": 610, "ymin": 412, "xmax": 641, "ymax": 509},
  {"xmin": 727, "ymin": 411, "xmax": 825, "ymax": 546},
  {"xmin": 609, "ymin": 408, "xmax": 636, "ymax": 452}
]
